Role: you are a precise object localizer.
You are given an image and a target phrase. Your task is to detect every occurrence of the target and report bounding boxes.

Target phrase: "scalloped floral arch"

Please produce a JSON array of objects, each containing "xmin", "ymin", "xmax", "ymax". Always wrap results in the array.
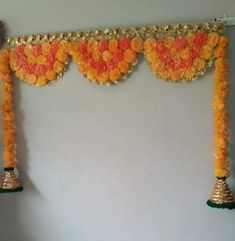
[{"xmin": 0, "ymin": 20, "xmax": 234, "ymax": 209}]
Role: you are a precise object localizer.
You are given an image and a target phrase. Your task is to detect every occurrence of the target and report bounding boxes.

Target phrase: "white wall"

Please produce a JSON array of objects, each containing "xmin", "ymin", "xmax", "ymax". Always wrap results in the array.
[{"xmin": 0, "ymin": 1, "xmax": 235, "ymax": 241}]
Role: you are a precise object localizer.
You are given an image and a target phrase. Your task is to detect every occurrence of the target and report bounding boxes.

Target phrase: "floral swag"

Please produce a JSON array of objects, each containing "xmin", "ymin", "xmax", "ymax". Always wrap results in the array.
[{"xmin": 0, "ymin": 20, "xmax": 234, "ymax": 209}]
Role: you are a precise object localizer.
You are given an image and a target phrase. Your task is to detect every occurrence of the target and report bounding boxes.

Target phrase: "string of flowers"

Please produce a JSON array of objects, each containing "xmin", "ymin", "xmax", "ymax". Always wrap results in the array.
[
  {"xmin": 144, "ymin": 32, "xmax": 220, "ymax": 82},
  {"xmin": 67, "ymin": 37, "xmax": 143, "ymax": 85},
  {"xmin": 10, "ymin": 42, "xmax": 68, "ymax": 87},
  {"xmin": 213, "ymin": 36, "xmax": 229, "ymax": 178},
  {"xmin": 0, "ymin": 50, "xmax": 16, "ymax": 168}
]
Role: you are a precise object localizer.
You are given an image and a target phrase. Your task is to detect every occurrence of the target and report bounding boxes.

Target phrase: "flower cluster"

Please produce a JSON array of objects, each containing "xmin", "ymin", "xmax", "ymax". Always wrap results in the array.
[
  {"xmin": 213, "ymin": 36, "xmax": 229, "ymax": 178},
  {"xmin": 0, "ymin": 50, "xmax": 16, "ymax": 168},
  {"xmin": 9, "ymin": 42, "xmax": 68, "ymax": 86},
  {"xmin": 68, "ymin": 37, "xmax": 143, "ymax": 84},
  {"xmin": 144, "ymin": 32, "xmax": 220, "ymax": 82}
]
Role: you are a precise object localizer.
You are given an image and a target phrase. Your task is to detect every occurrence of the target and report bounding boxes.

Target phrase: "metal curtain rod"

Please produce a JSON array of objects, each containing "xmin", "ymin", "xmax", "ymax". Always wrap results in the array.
[{"xmin": 215, "ymin": 13, "xmax": 235, "ymax": 26}]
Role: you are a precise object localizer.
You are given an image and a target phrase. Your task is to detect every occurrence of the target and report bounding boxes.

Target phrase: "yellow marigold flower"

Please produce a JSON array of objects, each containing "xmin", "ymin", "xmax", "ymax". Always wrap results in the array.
[
  {"xmin": 36, "ymin": 76, "xmax": 48, "ymax": 87},
  {"xmin": 146, "ymin": 51, "xmax": 158, "ymax": 62},
  {"xmin": 46, "ymin": 70, "xmax": 57, "ymax": 81},
  {"xmin": 108, "ymin": 39, "xmax": 118, "ymax": 52},
  {"xmin": 184, "ymin": 67, "xmax": 196, "ymax": 80},
  {"xmin": 73, "ymin": 53, "xmax": 83, "ymax": 65},
  {"xmin": 124, "ymin": 49, "xmax": 137, "ymax": 63},
  {"xmin": 87, "ymin": 39, "xmax": 98, "ymax": 53},
  {"xmin": 102, "ymin": 50, "xmax": 112, "ymax": 61},
  {"xmin": 91, "ymin": 50, "xmax": 100, "ymax": 61},
  {"xmin": 214, "ymin": 137, "xmax": 228, "ymax": 149},
  {"xmin": 24, "ymin": 45, "xmax": 33, "ymax": 56},
  {"xmin": 64, "ymin": 42, "xmax": 76, "ymax": 54},
  {"xmin": 86, "ymin": 68, "xmax": 98, "ymax": 82},
  {"xmin": 118, "ymin": 61, "xmax": 129, "ymax": 74},
  {"xmin": 27, "ymin": 56, "xmax": 36, "ymax": 65},
  {"xmin": 97, "ymin": 72, "xmax": 109, "ymax": 84},
  {"xmin": 171, "ymin": 69, "xmax": 184, "ymax": 82},
  {"xmin": 41, "ymin": 43, "xmax": 51, "ymax": 55},
  {"xmin": 36, "ymin": 55, "xmax": 46, "ymax": 64},
  {"xmin": 79, "ymin": 63, "xmax": 88, "ymax": 73},
  {"xmin": 186, "ymin": 33, "xmax": 194, "ymax": 42},
  {"xmin": 158, "ymin": 69, "xmax": 171, "ymax": 79},
  {"xmin": 207, "ymin": 32, "xmax": 220, "ymax": 47},
  {"xmin": 53, "ymin": 61, "xmax": 64, "ymax": 73},
  {"xmin": 165, "ymin": 37, "xmax": 175, "ymax": 48},
  {"xmin": 16, "ymin": 68, "xmax": 26, "ymax": 80},
  {"xmin": 144, "ymin": 38, "xmax": 155, "ymax": 50},
  {"xmin": 55, "ymin": 49, "xmax": 68, "ymax": 63},
  {"xmin": 200, "ymin": 45, "xmax": 213, "ymax": 60},
  {"xmin": 131, "ymin": 38, "xmax": 144, "ymax": 52},
  {"xmin": 109, "ymin": 68, "xmax": 121, "ymax": 82},
  {"xmin": 194, "ymin": 58, "xmax": 205, "ymax": 70},
  {"xmin": 24, "ymin": 74, "xmax": 37, "ymax": 85},
  {"xmin": 180, "ymin": 47, "xmax": 190, "ymax": 60}
]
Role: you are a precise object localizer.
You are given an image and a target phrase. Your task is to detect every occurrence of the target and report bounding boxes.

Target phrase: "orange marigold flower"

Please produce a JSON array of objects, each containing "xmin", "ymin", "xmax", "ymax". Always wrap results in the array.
[
  {"xmin": 214, "ymin": 47, "xmax": 226, "ymax": 58},
  {"xmin": 170, "ymin": 69, "xmax": 184, "ymax": 82},
  {"xmin": 124, "ymin": 49, "xmax": 137, "ymax": 63},
  {"xmin": 215, "ymin": 168, "xmax": 229, "ymax": 178},
  {"xmin": 118, "ymin": 61, "xmax": 129, "ymax": 74},
  {"xmin": 41, "ymin": 43, "xmax": 51, "ymax": 55},
  {"xmin": 3, "ymin": 151, "xmax": 16, "ymax": 162},
  {"xmin": 144, "ymin": 38, "xmax": 155, "ymax": 50},
  {"xmin": 131, "ymin": 38, "xmax": 144, "ymax": 52},
  {"xmin": 218, "ymin": 36, "xmax": 228, "ymax": 48},
  {"xmin": 55, "ymin": 49, "xmax": 68, "ymax": 63},
  {"xmin": 3, "ymin": 161, "xmax": 17, "ymax": 168},
  {"xmin": 200, "ymin": 45, "xmax": 213, "ymax": 60},
  {"xmin": 109, "ymin": 68, "xmax": 121, "ymax": 82},
  {"xmin": 193, "ymin": 58, "xmax": 205, "ymax": 70},
  {"xmin": 207, "ymin": 32, "xmax": 220, "ymax": 47},
  {"xmin": 86, "ymin": 68, "xmax": 98, "ymax": 82},
  {"xmin": 97, "ymin": 72, "xmax": 109, "ymax": 84},
  {"xmin": 46, "ymin": 70, "xmax": 57, "ymax": 81},
  {"xmin": 108, "ymin": 39, "xmax": 119, "ymax": 52},
  {"xmin": 215, "ymin": 58, "xmax": 228, "ymax": 69},
  {"xmin": 164, "ymin": 37, "xmax": 175, "ymax": 48},
  {"xmin": 186, "ymin": 33, "xmax": 194, "ymax": 42}
]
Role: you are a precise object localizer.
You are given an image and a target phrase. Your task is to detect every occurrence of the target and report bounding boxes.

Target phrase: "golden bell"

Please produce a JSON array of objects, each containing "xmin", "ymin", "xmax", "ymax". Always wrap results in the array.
[
  {"xmin": 207, "ymin": 178, "xmax": 235, "ymax": 209},
  {"xmin": 0, "ymin": 169, "xmax": 23, "ymax": 193}
]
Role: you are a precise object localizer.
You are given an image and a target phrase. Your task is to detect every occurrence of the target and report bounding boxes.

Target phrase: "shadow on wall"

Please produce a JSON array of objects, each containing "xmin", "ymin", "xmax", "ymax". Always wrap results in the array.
[{"xmin": 0, "ymin": 79, "xmax": 41, "ymax": 241}]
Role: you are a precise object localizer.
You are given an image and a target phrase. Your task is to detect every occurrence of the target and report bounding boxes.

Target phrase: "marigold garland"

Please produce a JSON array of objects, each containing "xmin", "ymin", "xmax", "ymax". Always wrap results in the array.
[
  {"xmin": 68, "ymin": 37, "xmax": 143, "ymax": 85},
  {"xmin": 144, "ymin": 32, "xmax": 220, "ymax": 82},
  {"xmin": 213, "ymin": 36, "xmax": 229, "ymax": 178},
  {"xmin": 10, "ymin": 42, "xmax": 68, "ymax": 87},
  {"xmin": 0, "ymin": 20, "xmax": 234, "ymax": 206},
  {"xmin": 0, "ymin": 50, "xmax": 17, "ymax": 168}
]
